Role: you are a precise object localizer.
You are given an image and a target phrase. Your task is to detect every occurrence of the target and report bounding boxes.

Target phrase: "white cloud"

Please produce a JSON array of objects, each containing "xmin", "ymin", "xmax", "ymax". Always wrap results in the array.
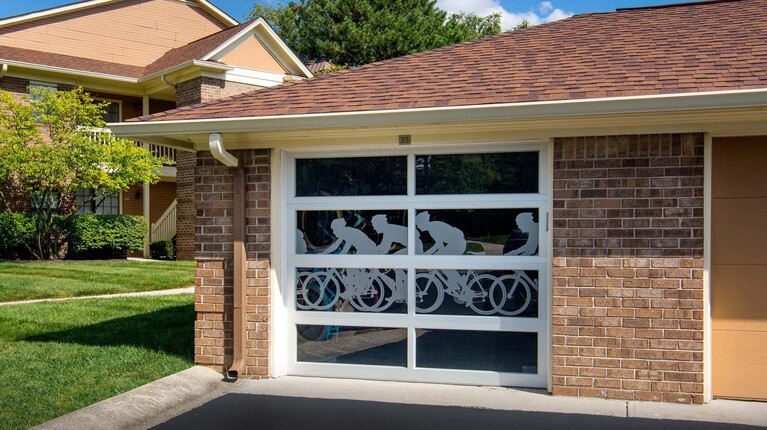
[{"xmin": 436, "ymin": 0, "xmax": 574, "ymax": 30}]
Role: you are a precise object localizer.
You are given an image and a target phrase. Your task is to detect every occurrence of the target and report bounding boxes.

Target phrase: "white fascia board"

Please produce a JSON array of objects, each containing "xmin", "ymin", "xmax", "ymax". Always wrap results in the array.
[
  {"xmin": 224, "ymin": 67, "xmax": 297, "ymax": 88},
  {"xmin": 0, "ymin": 0, "xmax": 119, "ymax": 29},
  {"xmin": 109, "ymin": 88, "xmax": 767, "ymax": 138},
  {"xmin": 139, "ymin": 60, "xmax": 233, "ymax": 83},
  {"xmin": 196, "ymin": 0, "xmax": 239, "ymax": 26},
  {"xmin": 253, "ymin": 22, "xmax": 313, "ymax": 78},
  {"xmin": 0, "ymin": 59, "xmax": 138, "ymax": 83},
  {"xmin": 202, "ymin": 19, "xmax": 265, "ymax": 61},
  {"xmin": 201, "ymin": 19, "xmax": 313, "ymax": 79}
]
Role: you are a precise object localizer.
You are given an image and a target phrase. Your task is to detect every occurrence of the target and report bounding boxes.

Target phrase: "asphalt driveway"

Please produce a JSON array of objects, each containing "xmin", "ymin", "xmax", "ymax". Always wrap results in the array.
[{"xmin": 152, "ymin": 394, "xmax": 766, "ymax": 430}]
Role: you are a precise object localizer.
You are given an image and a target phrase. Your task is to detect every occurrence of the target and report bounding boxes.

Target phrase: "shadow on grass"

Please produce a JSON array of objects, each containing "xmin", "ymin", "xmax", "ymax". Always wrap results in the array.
[{"xmin": 23, "ymin": 304, "xmax": 195, "ymax": 361}]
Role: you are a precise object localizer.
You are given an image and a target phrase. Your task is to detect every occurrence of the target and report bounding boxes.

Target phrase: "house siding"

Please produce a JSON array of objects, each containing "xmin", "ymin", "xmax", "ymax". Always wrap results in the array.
[
  {"xmin": 551, "ymin": 134, "xmax": 705, "ymax": 404},
  {"xmin": 193, "ymin": 149, "xmax": 271, "ymax": 376},
  {"xmin": 0, "ymin": 0, "xmax": 228, "ymax": 67}
]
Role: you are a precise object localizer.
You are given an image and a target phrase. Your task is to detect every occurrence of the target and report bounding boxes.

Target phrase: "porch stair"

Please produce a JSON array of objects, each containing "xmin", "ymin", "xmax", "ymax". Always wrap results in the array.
[{"xmin": 151, "ymin": 199, "xmax": 177, "ymax": 242}]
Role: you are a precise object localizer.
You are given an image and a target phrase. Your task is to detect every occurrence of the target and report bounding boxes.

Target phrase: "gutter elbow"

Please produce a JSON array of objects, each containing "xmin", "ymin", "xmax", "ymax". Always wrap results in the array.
[{"xmin": 209, "ymin": 132, "xmax": 238, "ymax": 167}]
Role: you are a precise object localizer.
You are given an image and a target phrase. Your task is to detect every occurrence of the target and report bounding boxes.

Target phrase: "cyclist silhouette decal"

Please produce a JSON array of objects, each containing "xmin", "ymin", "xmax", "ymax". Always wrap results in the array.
[{"xmin": 504, "ymin": 212, "xmax": 539, "ymax": 256}]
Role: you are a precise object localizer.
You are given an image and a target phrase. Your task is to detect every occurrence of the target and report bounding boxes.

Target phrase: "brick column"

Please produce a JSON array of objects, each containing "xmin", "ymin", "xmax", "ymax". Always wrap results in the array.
[
  {"xmin": 551, "ymin": 134, "xmax": 704, "ymax": 404},
  {"xmin": 194, "ymin": 149, "xmax": 271, "ymax": 377},
  {"xmin": 174, "ymin": 77, "xmax": 261, "ymax": 261}
]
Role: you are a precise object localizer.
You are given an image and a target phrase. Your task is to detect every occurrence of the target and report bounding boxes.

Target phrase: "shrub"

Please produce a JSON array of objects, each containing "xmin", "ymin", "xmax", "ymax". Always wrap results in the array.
[
  {"xmin": 149, "ymin": 239, "xmax": 175, "ymax": 260},
  {"xmin": 0, "ymin": 214, "xmax": 36, "ymax": 259},
  {"xmin": 67, "ymin": 214, "xmax": 147, "ymax": 259}
]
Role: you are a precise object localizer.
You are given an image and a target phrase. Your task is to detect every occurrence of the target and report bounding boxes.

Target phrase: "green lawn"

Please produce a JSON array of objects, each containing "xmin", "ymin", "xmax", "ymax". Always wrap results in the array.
[
  {"xmin": 0, "ymin": 260, "xmax": 195, "ymax": 302},
  {"xmin": 0, "ymin": 294, "xmax": 195, "ymax": 430}
]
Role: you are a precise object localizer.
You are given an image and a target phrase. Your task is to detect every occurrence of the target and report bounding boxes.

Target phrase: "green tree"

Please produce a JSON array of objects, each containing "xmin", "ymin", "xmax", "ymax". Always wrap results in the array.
[
  {"xmin": 0, "ymin": 87, "xmax": 165, "ymax": 260},
  {"xmin": 249, "ymin": 0, "xmax": 501, "ymax": 67}
]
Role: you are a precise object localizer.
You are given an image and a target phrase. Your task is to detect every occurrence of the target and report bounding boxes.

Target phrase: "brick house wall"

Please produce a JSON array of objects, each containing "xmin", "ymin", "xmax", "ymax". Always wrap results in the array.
[
  {"xmin": 174, "ymin": 76, "xmax": 260, "ymax": 261},
  {"xmin": 551, "ymin": 134, "xmax": 705, "ymax": 404},
  {"xmin": 193, "ymin": 149, "xmax": 271, "ymax": 376}
]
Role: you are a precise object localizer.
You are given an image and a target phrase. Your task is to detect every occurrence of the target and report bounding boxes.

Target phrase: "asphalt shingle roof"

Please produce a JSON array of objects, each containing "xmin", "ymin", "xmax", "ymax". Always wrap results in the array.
[{"xmin": 130, "ymin": 0, "xmax": 767, "ymax": 123}]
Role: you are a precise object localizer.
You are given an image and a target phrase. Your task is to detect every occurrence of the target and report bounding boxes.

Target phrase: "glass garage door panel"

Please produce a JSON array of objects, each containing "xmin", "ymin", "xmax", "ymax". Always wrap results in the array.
[
  {"xmin": 416, "ymin": 330, "xmax": 538, "ymax": 373},
  {"xmin": 296, "ymin": 268, "xmax": 407, "ymax": 314},
  {"xmin": 414, "ymin": 269, "xmax": 538, "ymax": 317},
  {"xmin": 415, "ymin": 208, "xmax": 540, "ymax": 256},
  {"xmin": 297, "ymin": 210, "xmax": 408, "ymax": 255},
  {"xmin": 297, "ymin": 326, "xmax": 407, "ymax": 367},
  {"xmin": 416, "ymin": 152, "xmax": 539, "ymax": 194},
  {"xmin": 296, "ymin": 156, "xmax": 407, "ymax": 197}
]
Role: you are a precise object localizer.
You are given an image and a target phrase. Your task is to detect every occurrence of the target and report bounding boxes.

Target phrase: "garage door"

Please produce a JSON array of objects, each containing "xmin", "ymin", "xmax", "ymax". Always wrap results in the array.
[
  {"xmin": 712, "ymin": 136, "xmax": 767, "ymax": 400},
  {"xmin": 284, "ymin": 144, "xmax": 549, "ymax": 388}
]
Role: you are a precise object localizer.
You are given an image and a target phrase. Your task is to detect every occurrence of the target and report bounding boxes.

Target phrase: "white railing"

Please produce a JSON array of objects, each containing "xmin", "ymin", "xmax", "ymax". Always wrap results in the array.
[
  {"xmin": 81, "ymin": 127, "xmax": 177, "ymax": 164},
  {"xmin": 151, "ymin": 199, "xmax": 177, "ymax": 242}
]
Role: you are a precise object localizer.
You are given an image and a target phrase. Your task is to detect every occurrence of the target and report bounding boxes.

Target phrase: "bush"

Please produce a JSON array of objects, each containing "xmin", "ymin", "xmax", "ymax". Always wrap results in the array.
[
  {"xmin": 149, "ymin": 239, "xmax": 175, "ymax": 260},
  {"xmin": 67, "ymin": 214, "xmax": 147, "ymax": 259},
  {"xmin": 0, "ymin": 214, "xmax": 36, "ymax": 259}
]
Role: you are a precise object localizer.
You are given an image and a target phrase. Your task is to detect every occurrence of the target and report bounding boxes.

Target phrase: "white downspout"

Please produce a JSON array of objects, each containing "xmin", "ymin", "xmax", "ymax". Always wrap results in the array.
[{"xmin": 0, "ymin": 64, "xmax": 7, "ymax": 78}]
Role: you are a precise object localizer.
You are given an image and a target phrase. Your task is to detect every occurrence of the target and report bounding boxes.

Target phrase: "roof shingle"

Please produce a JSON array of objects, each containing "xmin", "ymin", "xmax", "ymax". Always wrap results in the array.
[
  {"xmin": 0, "ymin": 45, "xmax": 144, "ymax": 78},
  {"xmin": 131, "ymin": 0, "xmax": 767, "ymax": 123}
]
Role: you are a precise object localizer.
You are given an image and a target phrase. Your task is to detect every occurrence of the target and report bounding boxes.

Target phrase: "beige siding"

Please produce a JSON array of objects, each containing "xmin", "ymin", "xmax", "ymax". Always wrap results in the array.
[
  {"xmin": 219, "ymin": 36, "xmax": 286, "ymax": 74},
  {"xmin": 0, "ymin": 0, "xmax": 230, "ymax": 67},
  {"xmin": 121, "ymin": 181, "xmax": 176, "ymax": 225},
  {"xmin": 712, "ymin": 136, "xmax": 767, "ymax": 401}
]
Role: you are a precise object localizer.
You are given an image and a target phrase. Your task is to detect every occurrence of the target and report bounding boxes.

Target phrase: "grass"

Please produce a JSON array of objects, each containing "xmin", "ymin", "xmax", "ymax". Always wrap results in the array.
[
  {"xmin": 0, "ymin": 294, "xmax": 195, "ymax": 430},
  {"xmin": 0, "ymin": 260, "xmax": 195, "ymax": 302}
]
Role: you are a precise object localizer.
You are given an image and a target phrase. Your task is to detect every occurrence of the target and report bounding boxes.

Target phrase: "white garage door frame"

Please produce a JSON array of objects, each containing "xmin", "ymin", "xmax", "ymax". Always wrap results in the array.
[{"xmin": 278, "ymin": 141, "xmax": 551, "ymax": 388}]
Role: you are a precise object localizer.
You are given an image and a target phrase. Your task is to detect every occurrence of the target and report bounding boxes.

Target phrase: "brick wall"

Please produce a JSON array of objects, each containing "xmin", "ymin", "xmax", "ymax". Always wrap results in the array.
[
  {"xmin": 194, "ymin": 149, "xmax": 271, "ymax": 377},
  {"xmin": 551, "ymin": 134, "xmax": 705, "ymax": 404},
  {"xmin": 176, "ymin": 76, "xmax": 259, "ymax": 107},
  {"xmin": 174, "ymin": 77, "xmax": 261, "ymax": 260}
]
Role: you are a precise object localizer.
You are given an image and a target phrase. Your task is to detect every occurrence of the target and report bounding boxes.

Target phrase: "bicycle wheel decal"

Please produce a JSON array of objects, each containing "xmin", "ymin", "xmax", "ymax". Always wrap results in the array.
[
  {"xmin": 414, "ymin": 269, "xmax": 539, "ymax": 317},
  {"xmin": 295, "ymin": 268, "xmax": 407, "ymax": 313}
]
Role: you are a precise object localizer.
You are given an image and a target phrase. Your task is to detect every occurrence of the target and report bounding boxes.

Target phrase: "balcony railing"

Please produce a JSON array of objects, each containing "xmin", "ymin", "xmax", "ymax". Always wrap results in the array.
[{"xmin": 81, "ymin": 127, "xmax": 177, "ymax": 165}]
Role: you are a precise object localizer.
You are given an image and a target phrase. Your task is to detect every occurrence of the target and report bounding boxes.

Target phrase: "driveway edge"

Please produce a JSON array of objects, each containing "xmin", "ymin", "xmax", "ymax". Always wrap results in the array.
[{"xmin": 31, "ymin": 366, "xmax": 238, "ymax": 430}]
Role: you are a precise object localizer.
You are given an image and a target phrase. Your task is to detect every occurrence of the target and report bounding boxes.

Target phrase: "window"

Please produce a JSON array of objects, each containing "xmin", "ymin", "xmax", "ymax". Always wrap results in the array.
[
  {"xmin": 76, "ymin": 189, "xmax": 119, "ymax": 215},
  {"xmin": 99, "ymin": 101, "xmax": 121, "ymax": 123},
  {"xmin": 29, "ymin": 82, "xmax": 57, "ymax": 102},
  {"xmin": 30, "ymin": 192, "xmax": 60, "ymax": 215}
]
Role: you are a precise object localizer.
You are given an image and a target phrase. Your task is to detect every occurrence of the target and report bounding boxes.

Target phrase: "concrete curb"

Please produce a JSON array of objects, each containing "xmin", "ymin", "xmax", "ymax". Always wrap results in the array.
[
  {"xmin": 31, "ymin": 366, "xmax": 239, "ymax": 430},
  {"xmin": 0, "ymin": 287, "xmax": 194, "ymax": 306}
]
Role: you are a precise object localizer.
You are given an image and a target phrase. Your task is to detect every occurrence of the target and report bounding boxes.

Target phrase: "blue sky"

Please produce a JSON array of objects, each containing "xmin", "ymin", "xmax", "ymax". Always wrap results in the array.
[{"xmin": 2, "ymin": 0, "xmax": 686, "ymax": 29}]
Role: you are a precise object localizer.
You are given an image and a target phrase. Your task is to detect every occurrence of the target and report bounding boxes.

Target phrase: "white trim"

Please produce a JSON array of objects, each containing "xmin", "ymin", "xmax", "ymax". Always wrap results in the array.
[
  {"xmin": 272, "ymin": 148, "xmax": 288, "ymax": 377},
  {"xmin": 108, "ymin": 88, "xmax": 767, "ymax": 137},
  {"xmin": 224, "ymin": 67, "xmax": 298, "ymax": 88},
  {"xmin": 202, "ymin": 18, "xmax": 312, "ymax": 79},
  {"xmin": 0, "ymin": 60, "xmax": 139, "ymax": 82},
  {"xmin": 0, "ymin": 0, "xmax": 238, "ymax": 29},
  {"xmin": 139, "ymin": 60, "xmax": 233, "ymax": 83},
  {"xmin": 195, "ymin": 0, "xmax": 239, "ymax": 26},
  {"xmin": 703, "ymin": 133, "xmax": 713, "ymax": 402},
  {"xmin": 546, "ymin": 138, "xmax": 554, "ymax": 394}
]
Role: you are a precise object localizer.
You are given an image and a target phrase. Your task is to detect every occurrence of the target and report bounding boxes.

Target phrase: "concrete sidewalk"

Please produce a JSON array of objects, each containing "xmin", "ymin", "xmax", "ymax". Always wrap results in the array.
[
  {"xmin": 33, "ymin": 370, "xmax": 767, "ymax": 429},
  {"xmin": 0, "ymin": 286, "xmax": 194, "ymax": 306}
]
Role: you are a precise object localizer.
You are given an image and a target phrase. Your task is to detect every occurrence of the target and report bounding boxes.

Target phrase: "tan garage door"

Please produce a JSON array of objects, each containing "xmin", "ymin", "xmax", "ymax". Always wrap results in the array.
[{"xmin": 712, "ymin": 136, "xmax": 767, "ymax": 400}]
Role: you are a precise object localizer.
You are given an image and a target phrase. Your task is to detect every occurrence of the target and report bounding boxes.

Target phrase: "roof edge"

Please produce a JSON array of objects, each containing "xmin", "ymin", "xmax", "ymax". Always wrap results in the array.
[
  {"xmin": 203, "ymin": 18, "xmax": 313, "ymax": 78},
  {"xmin": 110, "ymin": 88, "xmax": 767, "ymax": 137},
  {"xmin": 616, "ymin": 0, "xmax": 739, "ymax": 11},
  {"xmin": 0, "ymin": 58, "xmax": 139, "ymax": 82}
]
